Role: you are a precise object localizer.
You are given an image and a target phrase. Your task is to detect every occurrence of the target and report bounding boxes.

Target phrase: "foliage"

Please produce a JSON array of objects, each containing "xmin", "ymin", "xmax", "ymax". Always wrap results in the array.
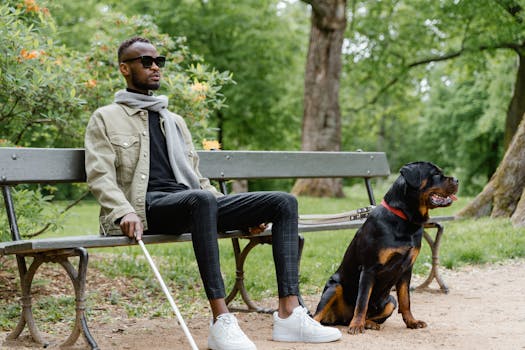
[
  {"xmin": 339, "ymin": 0, "xmax": 525, "ymax": 194},
  {"xmin": 0, "ymin": 2, "xmax": 86, "ymax": 147},
  {"xmin": 0, "ymin": 186, "xmax": 61, "ymax": 242},
  {"xmin": 410, "ymin": 53, "xmax": 514, "ymax": 195}
]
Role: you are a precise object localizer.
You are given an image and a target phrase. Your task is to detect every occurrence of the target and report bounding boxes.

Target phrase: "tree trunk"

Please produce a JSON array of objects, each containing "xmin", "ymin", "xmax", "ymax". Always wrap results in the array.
[
  {"xmin": 293, "ymin": 0, "xmax": 347, "ymax": 198},
  {"xmin": 458, "ymin": 114, "xmax": 525, "ymax": 223},
  {"xmin": 231, "ymin": 180, "xmax": 248, "ymax": 193},
  {"xmin": 512, "ymin": 188, "xmax": 525, "ymax": 227},
  {"xmin": 504, "ymin": 50, "xmax": 525, "ymax": 149}
]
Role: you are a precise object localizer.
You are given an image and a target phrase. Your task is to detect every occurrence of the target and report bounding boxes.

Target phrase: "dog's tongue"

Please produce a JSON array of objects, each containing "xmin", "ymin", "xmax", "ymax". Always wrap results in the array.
[{"xmin": 450, "ymin": 194, "xmax": 458, "ymax": 201}]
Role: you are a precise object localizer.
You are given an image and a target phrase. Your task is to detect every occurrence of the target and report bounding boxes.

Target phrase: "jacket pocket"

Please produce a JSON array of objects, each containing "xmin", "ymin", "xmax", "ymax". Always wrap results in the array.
[{"xmin": 110, "ymin": 134, "xmax": 140, "ymax": 185}]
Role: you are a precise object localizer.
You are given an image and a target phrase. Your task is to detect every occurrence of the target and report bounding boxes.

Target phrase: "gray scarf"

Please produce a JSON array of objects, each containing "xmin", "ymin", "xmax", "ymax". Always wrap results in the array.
[{"xmin": 114, "ymin": 90, "xmax": 200, "ymax": 189}]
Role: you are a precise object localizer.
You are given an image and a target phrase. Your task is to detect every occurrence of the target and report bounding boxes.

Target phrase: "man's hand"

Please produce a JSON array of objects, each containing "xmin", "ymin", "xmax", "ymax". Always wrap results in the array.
[
  {"xmin": 248, "ymin": 223, "xmax": 268, "ymax": 235},
  {"xmin": 119, "ymin": 212, "xmax": 144, "ymax": 240}
]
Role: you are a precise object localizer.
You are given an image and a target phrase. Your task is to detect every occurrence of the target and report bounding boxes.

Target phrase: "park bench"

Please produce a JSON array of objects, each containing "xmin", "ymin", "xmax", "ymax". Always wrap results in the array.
[{"xmin": 0, "ymin": 147, "xmax": 452, "ymax": 349}]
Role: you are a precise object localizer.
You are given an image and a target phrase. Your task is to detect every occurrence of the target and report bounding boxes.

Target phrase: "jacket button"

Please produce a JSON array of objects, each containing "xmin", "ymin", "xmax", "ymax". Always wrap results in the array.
[
  {"xmin": 123, "ymin": 142, "xmax": 129, "ymax": 147},
  {"xmin": 141, "ymin": 175, "xmax": 146, "ymax": 180},
  {"xmin": 142, "ymin": 131, "xmax": 147, "ymax": 136}
]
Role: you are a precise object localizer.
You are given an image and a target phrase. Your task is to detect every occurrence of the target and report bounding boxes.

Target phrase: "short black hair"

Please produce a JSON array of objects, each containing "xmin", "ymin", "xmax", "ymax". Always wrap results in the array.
[{"xmin": 118, "ymin": 37, "xmax": 151, "ymax": 62}]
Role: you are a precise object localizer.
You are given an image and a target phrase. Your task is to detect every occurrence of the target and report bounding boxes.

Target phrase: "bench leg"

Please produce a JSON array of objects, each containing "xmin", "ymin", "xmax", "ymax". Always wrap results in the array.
[
  {"xmin": 225, "ymin": 237, "xmax": 274, "ymax": 313},
  {"xmin": 7, "ymin": 255, "xmax": 50, "ymax": 347},
  {"xmin": 59, "ymin": 248, "xmax": 99, "ymax": 349},
  {"xmin": 225, "ymin": 235, "xmax": 307, "ymax": 314},
  {"xmin": 7, "ymin": 249, "xmax": 99, "ymax": 349},
  {"xmin": 415, "ymin": 223, "xmax": 449, "ymax": 293}
]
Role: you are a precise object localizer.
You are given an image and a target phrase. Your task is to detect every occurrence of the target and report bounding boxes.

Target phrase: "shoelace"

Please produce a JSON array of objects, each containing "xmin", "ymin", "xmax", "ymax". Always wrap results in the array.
[
  {"xmin": 217, "ymin": 314, "xmax": 244, "ymax": 340},
  {"xmin": 297, "ymin": 307, "xmax": 323, "ymax": 328}
]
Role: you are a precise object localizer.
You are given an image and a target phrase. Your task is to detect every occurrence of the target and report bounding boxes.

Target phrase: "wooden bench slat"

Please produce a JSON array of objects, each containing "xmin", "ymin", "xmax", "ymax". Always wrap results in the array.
[
  {"xmin": 0, "ymin": 148, "xmax": 86, "ymax": 183},
  {"xmin": 0, "ymin": 148, "xmax": 390, "ymax": 184},
  {"xmin": 0, "ymin": 221, "xmax": 369, "ymax": 255},
  {"xmin": 1, "ymin": 233, "xmax": 242, "ymax": 255},
  {"xmin": 199, "ymin": 151, "xmax": 390, "ymax": 179}
]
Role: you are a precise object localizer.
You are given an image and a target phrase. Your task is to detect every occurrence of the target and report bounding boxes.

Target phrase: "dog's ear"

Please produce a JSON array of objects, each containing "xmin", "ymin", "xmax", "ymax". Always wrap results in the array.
[{"xmin": 400, "ymin": 162, "xmax": 427, "ymax": 188}]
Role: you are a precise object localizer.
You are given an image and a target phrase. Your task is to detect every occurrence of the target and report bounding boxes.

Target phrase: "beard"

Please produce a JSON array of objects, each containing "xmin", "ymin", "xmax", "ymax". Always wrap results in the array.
[{"xmin": 131, "ymin": 73, "xmax": 160, "ymax": 91}]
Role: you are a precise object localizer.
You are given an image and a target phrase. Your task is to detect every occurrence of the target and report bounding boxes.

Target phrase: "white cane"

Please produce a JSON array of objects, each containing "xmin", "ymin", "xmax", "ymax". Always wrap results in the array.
[{"xmin": 138, "ymin": 239, "xmax": 199, "ymax": 350}]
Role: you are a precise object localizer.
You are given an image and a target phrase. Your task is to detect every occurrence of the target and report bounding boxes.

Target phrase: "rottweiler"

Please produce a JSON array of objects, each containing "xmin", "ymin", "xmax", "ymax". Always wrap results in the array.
[{"xmin": 313, "ymin": 161, "xmax": 458, "ymax": 334}]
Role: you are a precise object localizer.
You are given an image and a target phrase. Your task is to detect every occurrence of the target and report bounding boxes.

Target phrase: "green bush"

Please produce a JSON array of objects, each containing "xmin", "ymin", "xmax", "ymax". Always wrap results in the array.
[
  {"xmin": 0, "ymin": 3, "xmax": 86, "ymax": 148},
  {"xmin": 0, "ymin": 186, "xmax": 61, "ymax": 242}
]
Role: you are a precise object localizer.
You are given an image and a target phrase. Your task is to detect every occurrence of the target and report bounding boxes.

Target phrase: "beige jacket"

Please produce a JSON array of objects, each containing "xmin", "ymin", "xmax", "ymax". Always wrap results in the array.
[{"xmin": 84, "ymin": 102, "xmax": 222, "ymax": 235}]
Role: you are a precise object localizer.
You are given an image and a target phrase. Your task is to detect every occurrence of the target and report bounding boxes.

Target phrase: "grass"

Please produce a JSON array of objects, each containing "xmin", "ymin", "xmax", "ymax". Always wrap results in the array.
[{"xmin": 1, "ymin": 180, "xmax": 524, "ymax": 330}]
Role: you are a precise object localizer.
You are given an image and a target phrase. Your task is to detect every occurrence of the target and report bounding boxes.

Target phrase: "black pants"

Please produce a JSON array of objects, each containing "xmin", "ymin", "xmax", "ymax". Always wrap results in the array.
[{"xmin": 145, "ymin": 190, "xmax": 299, "ymax": 300}]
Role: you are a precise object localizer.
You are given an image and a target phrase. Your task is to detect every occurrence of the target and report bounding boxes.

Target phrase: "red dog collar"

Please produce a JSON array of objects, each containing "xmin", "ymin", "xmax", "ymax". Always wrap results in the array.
[{"xmin": 381, "ymin": 199, "xmax": 408, "ymax": 221}]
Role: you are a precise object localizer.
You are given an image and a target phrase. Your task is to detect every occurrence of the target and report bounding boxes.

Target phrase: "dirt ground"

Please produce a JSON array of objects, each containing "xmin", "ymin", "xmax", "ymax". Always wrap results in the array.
[{"xmin": 2, "ymin": 259, "xmax": 525, "ymax": 350}]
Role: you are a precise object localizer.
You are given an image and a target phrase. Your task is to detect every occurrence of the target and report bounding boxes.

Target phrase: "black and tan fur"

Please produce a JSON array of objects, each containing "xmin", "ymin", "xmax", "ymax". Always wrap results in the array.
[{"xmin": 314, "ymin": 162, "xmax": 458, "ymax": 334}]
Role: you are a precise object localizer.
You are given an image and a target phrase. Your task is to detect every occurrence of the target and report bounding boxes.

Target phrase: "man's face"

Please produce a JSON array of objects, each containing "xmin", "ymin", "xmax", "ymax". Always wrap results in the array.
[{"xmin": 120, "ymin": 42, "xmax": 162, "ymax": 93}]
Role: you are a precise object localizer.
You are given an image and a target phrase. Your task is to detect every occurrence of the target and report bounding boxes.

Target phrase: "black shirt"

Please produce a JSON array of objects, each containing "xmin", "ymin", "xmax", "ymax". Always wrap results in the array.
[{"xmin": 146, "ymin": 109, "xmax": 189, "ymax": 193}]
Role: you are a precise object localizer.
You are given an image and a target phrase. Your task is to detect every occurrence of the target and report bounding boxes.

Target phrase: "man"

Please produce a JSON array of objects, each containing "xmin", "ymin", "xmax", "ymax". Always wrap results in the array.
[{"xmin": 85, "ymin": 36, "xmax": 342, "ymax": 350}]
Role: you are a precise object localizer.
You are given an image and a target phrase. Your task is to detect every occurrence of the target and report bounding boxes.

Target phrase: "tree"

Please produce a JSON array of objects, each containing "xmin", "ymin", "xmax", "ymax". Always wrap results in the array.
[
  {"xmin": 292, "ymin": 0, "xmax": 347, "ymax": 197},
  {"xmin": 498, "ymin": 1, "xmax": 525, "ymax": 149},
  {"xmin": 457, "ymin": 115, "xmax": 525, "ymax": 227}
]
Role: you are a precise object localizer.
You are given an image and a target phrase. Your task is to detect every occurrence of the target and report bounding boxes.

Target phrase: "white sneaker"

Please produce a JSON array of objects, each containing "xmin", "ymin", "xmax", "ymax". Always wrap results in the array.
[
  {"xmin": 208, "ymin": 313, "xmax": 257, "ymax": 350},
  {"xmin": 273, "ymin": 306, "xmax": 342, "ymax": 343}
]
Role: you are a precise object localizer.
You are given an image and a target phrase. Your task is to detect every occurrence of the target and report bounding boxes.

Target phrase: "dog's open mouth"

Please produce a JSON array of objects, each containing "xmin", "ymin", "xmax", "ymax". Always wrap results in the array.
[{"xmin": 430, "ymin": 193, "xmax": 457, "ymax": 207}]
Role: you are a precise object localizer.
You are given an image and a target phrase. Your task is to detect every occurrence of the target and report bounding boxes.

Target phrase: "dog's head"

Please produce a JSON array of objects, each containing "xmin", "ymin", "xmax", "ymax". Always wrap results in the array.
[{"xmin": 384, "ymin": 161, "xmax": 459, "ymax": 223}]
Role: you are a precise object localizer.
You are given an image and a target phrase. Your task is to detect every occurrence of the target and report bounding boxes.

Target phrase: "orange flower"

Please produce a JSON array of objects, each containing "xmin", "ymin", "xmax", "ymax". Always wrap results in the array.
[
  {"xmin": 191, "ymin": 81, "xmax": 209, "ymax": 93},
  {"xmin": 86, "ymin": 79, "xmax": 97, "ymax": 89},
  {"xmin": 24, "ymin": 0, "xmax": 40, "ymax": 13},
  {"xmin": 20, "ymin": 49, "xmax": 45, "ymax": 60},
  {"xmin": 192, "ymin": 94, "xmax": 206, "ymax": 103},
  {"xmin": 202, "ymin": 139, "xmax": 221, "ymax": 150}
]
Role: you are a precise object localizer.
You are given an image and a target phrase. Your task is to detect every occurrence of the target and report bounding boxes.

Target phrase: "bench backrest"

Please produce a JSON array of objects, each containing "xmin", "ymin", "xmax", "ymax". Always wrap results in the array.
[
  {"xmin": 1, "ymin": 147, "xmax": 389, "ymax": 242},
  {"xmin": 0, "ymin": 148, "xmax": 390, "ymax": 184}
]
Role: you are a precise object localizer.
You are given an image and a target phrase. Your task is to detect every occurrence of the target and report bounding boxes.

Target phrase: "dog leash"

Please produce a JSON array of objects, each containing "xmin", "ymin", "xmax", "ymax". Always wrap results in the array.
[{"xmin": 299, "ymin": 205, "xmax": 375, "ymax": 225}]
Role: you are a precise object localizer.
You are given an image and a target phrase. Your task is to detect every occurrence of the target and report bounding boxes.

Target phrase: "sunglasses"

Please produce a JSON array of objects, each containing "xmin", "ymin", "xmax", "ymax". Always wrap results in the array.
[{"xmin": 122, "ymin": 55, "xmax": 166, "ymax": 68}]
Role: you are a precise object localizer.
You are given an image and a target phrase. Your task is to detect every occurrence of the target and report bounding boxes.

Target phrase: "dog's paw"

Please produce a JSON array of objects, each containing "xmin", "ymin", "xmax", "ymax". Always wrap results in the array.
[
  {"xmin": 406, "ymin": 319, "xmax": 427, "ymax": 329},
  {"xmin": 347, "ymin": 322, "xmax": 365, "ymax": 334},
  {"xmin": 365, "ymin": 320, "xmax": 381, "ymax": 330}
]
